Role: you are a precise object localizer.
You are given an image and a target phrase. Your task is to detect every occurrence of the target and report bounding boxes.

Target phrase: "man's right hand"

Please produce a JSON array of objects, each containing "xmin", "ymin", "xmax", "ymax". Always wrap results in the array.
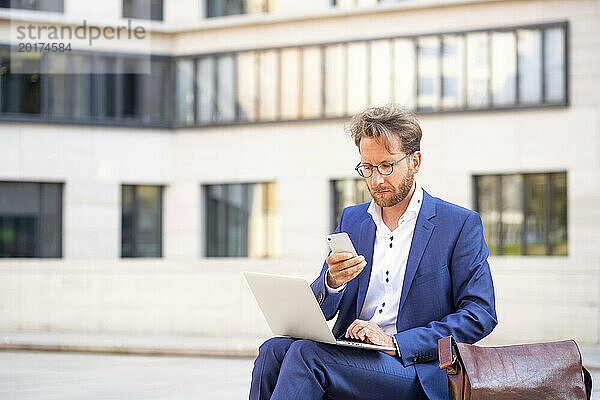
[{"xmin": 326, "ymin": 253, "xmax": 366, "ymax": 289}]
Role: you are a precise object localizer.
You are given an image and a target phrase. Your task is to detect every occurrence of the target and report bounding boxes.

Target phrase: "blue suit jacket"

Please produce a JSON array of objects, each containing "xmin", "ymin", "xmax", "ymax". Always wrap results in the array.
[{"xmin": 311, "ymin": 189, "xmax": 497, "ymax": 400}]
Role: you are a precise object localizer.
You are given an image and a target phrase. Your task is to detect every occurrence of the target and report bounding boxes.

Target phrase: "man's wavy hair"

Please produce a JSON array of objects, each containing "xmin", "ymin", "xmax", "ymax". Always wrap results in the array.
[{"xmin": 346, "ymin": 104, "xmax": 422, "ymax": 155}]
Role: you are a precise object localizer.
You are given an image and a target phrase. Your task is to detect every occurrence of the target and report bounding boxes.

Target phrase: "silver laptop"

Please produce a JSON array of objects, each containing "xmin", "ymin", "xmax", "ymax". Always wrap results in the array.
[{"xmin": 244, "ymin": 271, "xmax": 395, "ymax": 351}]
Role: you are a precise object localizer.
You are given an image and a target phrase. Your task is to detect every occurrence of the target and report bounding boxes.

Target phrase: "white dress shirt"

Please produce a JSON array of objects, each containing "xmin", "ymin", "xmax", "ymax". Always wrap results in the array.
[{"xmin": 327, "ymin": 181, "xmax": 423, "ymax": 336}]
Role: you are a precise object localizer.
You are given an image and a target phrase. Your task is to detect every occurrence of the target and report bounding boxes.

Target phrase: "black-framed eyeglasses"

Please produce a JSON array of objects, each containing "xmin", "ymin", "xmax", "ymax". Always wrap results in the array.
[{"xmin": 355, "ymin": 153, "xmax": 413, "ymax": 178}]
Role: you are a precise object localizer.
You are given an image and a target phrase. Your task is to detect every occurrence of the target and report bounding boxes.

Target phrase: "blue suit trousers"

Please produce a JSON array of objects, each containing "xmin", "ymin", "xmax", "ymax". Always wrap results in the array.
[{"xmin": 249, "ymin": 337, "xmax": 428, "ymax": 400}]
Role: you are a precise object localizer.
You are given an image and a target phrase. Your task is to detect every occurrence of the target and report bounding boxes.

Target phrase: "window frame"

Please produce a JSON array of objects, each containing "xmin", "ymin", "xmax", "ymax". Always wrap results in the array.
[
  {"xmin": 0, "ymin": 46, "xmax": 172, "ymax": 128},
  {"xmin": 0, "ymin": 0, "xmax": 64, "ymax": 12},
  {"xmin": 0, "ymin": 21, "xmax": 569, "ymax": 129},
  {"xmin": 122, "ymin": 0, "xmax": 164, "ymax": 21},
  {"xmin": 330, "ymin": 178, "xmax": 371, "ymax": 232},
  {"xmin": 203, "ymin": 182, "xmax": 277, "ymax": 258},
  {"xmin": 0, "ymin": 180, "xmax": 63, "ymax": 259},
  {"xmin": 120, "ymin": 184, "xmax": 164, "ymax": 258},
  {"xmin": 473, "ymin": 171, "xmax": 568, "ymax": 256}
]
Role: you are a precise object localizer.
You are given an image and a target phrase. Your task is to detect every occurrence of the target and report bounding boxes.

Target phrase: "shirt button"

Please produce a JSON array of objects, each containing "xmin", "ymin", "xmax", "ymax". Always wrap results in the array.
[
  {"xmin": 389, "ymin": 243, "xmax": 393, "ymax": 248},
  {"xmin": 382, "ymin": 302, "xmax": 385, "ymax": 307},
  {"xmin": 379, "ymin": 309, "xmax": 383, "ymax": 313},
  {"xmin": 386, "ymin": 271, "xmax": 389, "ymax": 275},
  {"xmin": 390, "ymin": 236, "xmax": 393, "ymax": 241},
  {"xmin": 386, "ymin": 278, "xmax": 389, "ymax": 283}
]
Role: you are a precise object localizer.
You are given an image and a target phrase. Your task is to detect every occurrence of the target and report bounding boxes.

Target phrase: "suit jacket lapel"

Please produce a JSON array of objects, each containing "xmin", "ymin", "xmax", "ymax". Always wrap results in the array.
[
  {"xmin": 397, "ymin": 190, "xmax": 436, "ymax": 317},
  {"xmin": 355, "ymin": 216, "xmax": 376, "ymax": 318}
]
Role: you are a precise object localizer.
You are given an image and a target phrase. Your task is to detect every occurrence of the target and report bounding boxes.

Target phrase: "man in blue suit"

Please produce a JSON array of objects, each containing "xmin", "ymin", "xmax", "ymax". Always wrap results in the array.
[{"xmin": 249, "ymin": 105, "xmax": 497, "ymax": 400}]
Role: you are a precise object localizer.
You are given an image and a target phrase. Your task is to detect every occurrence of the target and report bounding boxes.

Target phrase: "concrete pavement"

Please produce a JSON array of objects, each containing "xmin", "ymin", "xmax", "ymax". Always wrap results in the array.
[
  {"xmin": 0, "ymin": 350, "xmax": 253, "ymax": 400},
  {"xmin": 1, "ymin": 331, "xmax": 598, "ymax": 399}
]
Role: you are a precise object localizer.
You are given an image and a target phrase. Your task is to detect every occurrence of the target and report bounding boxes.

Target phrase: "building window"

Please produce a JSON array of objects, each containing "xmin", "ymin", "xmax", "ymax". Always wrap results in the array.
[
  {"xmin": 123, "ymin": 0, "xmax": 163, "ymax": 21},
  {"xmin": 180, "ymin": 21, "xmax": 566, "ymax": 127},
  {"xmin": 0, "ymin": 182, "xmax": 62, "ymax": 258},
  {"xmin": 417, "ymin": 36, "xmax": 441, "ymax": 111},
  {"xmin": 121, "ymin": 185, "xmax": 163, "ymax": 258},
  {"xmin": 204, "ymin": 182, "xmax": 278, "ymax": 258},
  {"xmin": 0, "ymin": 22, "xmax": 567, "ymax": 128},
  {"xmin": 94, "ymin": 56, "xmax": 117, "ymax": 119},
  {"xmin": 474, "ymin": 172, "xmax": 567, "ymax": 256},
  {"xmin": 46, "ymin": 53, "xmax": 93, "ymax": 120},
  {"xmin": 331, "ymin": 179, "xmax": 370, "ymax": 231},
  {"xmin": 0, "ymin": 0, "xmax": 63, "ymax": 12},
  {"xmin": 0, "ymin": 49, "xmax": 41, "ymax": 114},
  {"xmin": 206, "ymin": 0, "xmax": 276, "ymax": 18},
  {"xmin": 0, "ymin": 49, "xmax": 171, "ymax": 126}
]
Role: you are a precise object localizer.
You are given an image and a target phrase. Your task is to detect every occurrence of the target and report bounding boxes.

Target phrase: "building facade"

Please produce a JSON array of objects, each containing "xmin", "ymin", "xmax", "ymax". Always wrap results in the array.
[{"xmin": 0, "ymin": 0, "xmax": 598, "ymax": 345}]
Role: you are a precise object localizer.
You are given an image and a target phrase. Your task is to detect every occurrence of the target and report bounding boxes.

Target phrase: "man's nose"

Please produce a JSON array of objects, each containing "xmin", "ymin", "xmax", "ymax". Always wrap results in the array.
[{"xmin": 371, "ymin": 169, "xmax": 385, "ymax": 186}]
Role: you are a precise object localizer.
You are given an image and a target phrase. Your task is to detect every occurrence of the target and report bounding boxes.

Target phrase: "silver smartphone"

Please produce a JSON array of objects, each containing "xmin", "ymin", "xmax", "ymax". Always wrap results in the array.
[{"xmin": 326, "ymin": 232, "xmax": 358, "ymax": 257}]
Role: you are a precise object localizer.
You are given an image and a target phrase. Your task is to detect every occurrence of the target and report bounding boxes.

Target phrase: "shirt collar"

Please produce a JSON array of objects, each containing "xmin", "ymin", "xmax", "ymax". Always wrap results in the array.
[{"xmin": 366, "ymin": 181, "xmax": 423, "ymax": 232}]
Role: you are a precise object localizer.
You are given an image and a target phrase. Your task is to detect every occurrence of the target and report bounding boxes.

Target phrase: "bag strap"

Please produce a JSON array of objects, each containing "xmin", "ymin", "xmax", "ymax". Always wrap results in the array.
[
  {"xmin": 438, "ymin": 336, "xmax": 457, "ymax": 371},
  {"xmin": 582, "ymin": 366, "xmax": 592, "ymax": 400}
]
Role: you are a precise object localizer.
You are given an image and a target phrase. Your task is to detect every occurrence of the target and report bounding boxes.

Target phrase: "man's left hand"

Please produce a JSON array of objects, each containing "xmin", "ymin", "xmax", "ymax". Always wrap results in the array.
[{"xmin": 346, "ymin": 319, "xmax": 397, "ymax": 357}]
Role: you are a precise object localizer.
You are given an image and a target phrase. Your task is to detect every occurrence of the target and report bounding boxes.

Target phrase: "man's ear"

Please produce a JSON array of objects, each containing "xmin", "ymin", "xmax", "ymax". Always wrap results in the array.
[{"xmin": 411, "ymin": 151, "xmax": 422, "ymax": 173}]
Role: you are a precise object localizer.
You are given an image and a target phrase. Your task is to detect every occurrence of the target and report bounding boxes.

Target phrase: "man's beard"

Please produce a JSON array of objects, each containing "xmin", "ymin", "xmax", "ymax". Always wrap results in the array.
[{"xmin": 368, "ymin": 171, "xmax": 415, "ymax": 208}]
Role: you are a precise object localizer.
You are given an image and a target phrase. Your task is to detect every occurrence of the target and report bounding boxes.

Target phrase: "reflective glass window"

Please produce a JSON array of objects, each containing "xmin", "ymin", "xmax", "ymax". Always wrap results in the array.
[
  {"xmin": 0, "ymin": 182, "xmax": 63, "ymax": 258},
  {"xmin": 325, "ymin": 44, "xmax": 345, "ymax": 117},
  {"xmin": 205, "ymin": 182, "xmax": 278, "ymax": 258},
  {"xmin": 491, "ymin": 31, "xmax": 516, "ymax": 106},
  {"xmin": 518, "ymin": 29, "xmax": 542, "ymax": 104},
  {"xmin": 441, "ymin": 35, "xmax": 465, "ymax": 109},
  {"xmin": 0, "ymin": 51, "xmax": 41, "ymax": 114},
  {"xmin": 144, "ymin": 58, "xmax": 171, "ymax": 123},
  {"xmin": 331, "ymin": 179, "xmax": 370, "ymax": 232},
  {"xmin": 197, "ymin": 57, "xmax": 216, "ymax": 124},
  {"xmin": 121, "ymin": 185, "xmax": 163, "ymax": 258},
  {"xmin": 466, "ymin": 32, "xmax": 490, "ymax": 107},
  {"xmin": 123, "ymin": 0, "xmax": 163, "ymax": 21},
  {"xmin": 393, "ymin": 39, "xmax": 415, "ymax": 109},
  {"xmin": 417, "ymin": 36, "xmax": 441, "ymax": 111},
  {"xmin": 301, "ymin": 46, "xmax": 323, "ymax": 118},
  {"xmin": 280, "ymin": 48, "xmax": 300, "ymax": 120},
  {"xmin": 237, "ymin": 51, "xmax": 257, "ymax": 121},
  {"xmin": 258, "ymin": 50, "xmax": 278, "ymax": 121},
  {"xmin": 47, "ymin": 52, "xmax": 70, "ymax": 118},
  {"xmin": 347, "ymin": 42, "xmax": 367, "ymax": 114},
  {"xmin": 217, "ymin": 55, "xmax": 235, "ymax": 122},
  {"xmin": 370, "ymin": 40, "xmax": 392, "ymax": 106},
  {"xmin": 544, "ymin": 27, "xmax": 566, "ymax": 103}
]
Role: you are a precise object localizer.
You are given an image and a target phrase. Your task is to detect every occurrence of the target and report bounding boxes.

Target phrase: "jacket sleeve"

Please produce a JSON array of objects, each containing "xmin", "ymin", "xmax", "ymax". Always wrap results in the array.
[
  {"xmin": 393, "ymin": 211, "xmax": 498, "ymax": 366},
  {"xmin": 310, "ymin": 208, "xmax": 346, "ymax": 320}
]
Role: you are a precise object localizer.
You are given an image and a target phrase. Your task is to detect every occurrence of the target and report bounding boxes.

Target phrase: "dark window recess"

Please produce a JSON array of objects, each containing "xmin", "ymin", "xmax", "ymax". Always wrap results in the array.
[
  {"xmin": 121, "ymin": 73, "xmax": 142, "ymax": 118},
  {"xmin": 473, "ymin": 172, "xmax": 567, "ymax": 256},
  {"xmin": 123, "ymin": 0, "xmax": 163, "ymax": 21},
  {"xmin": 331, "ymin": 179, "xmax": 371, "ymax": 232},
  {"xmin": 204, "ymin": 182, "xmax": 277, "ymax": 258},
  {"xmin": 94, "ymin": 56, "xmax": 118, "ymax": 119},
  {"xmin": 206, "ymin": 0, "xmax": 274, "ymax": 18},
  {"xmin": 0, "ymin": 0, "xmax": 64, "ymax": 12},
  {"xmin": 121, "ymin": 185, "xmax": 163, "ymax": 258},
  {"xmin": 206, "ymin": 0, "xmax": 245, "ymax": 18},
  {"xmin": 0, "ymin": 182, "xmax": 63, "ymax": 258},
  {"xmin": 0, "ymin": 49, "xmax": 41, "ymax": 114}
]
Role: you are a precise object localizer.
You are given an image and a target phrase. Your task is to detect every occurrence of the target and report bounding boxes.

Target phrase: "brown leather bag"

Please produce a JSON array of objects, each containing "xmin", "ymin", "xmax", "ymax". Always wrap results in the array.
[{"xmin": 438, "ymin": 336, "xmax": 592, "ymax": 400}]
